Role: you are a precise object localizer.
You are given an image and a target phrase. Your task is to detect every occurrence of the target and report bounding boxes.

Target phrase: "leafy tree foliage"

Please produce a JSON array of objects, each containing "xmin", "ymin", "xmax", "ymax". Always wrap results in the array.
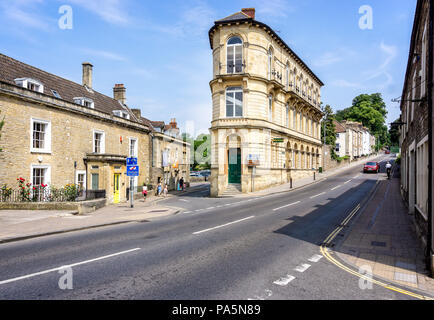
[
  {"xmin": 389, "ymin": 118, "xmax": 401, "ymax": 147},
  {"xmin": 321, "ymin": 104, "xmax": 338, "ymax": 160},
  {"xmin": 335, "ymin": 93, "xmax": 389, "ymax": 148}
]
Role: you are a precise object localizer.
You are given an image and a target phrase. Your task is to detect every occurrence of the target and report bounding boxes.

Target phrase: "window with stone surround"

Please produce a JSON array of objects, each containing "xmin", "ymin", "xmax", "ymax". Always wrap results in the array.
[
  {"xmin": 268, "ymin": 95, "xmax": 273, "ymax": 122},
  {"xmin": 30, "ymin": 118, "xmax": 51, "ymax": 153},
  {"xmin": 225, "ymin": 87, "xmax": 243, "ymax": 118},
  {"xmin": 227, "ymin": 37, "xmax": 243, "ymax": 74},
  {"xmin": 93, "ymin": 130, "xmax": 105, "ymax": 154}
]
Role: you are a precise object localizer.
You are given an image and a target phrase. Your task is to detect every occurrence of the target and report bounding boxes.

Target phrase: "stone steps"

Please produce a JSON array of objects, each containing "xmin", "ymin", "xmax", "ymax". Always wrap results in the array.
[{"xmin": 220, "ymin": 184, "xmax": 242, "ymax": 197}]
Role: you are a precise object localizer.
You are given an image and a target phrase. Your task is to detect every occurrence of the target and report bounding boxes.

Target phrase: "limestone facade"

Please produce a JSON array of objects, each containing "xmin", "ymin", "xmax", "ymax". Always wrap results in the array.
[{"xmin": 208, "ymin": 9, "xmax": 323, "ymax": 196}]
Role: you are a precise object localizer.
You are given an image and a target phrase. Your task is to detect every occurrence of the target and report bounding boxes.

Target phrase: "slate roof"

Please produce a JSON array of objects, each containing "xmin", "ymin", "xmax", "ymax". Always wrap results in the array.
[
  {"xmin": 0, "ymin": 53, "xmax": 136, "ymax": 120},
  {"xmin": 333, "ymin": 120, "xmax": 347, "ymax": 133},
  {"xmin": 216, "ymin": 11, "xmax": 251, "ymax": 23}
]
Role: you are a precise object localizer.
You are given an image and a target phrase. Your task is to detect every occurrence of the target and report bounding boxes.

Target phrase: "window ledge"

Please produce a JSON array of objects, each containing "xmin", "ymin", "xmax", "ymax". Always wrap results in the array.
[{"xmin": 30, "ymin": 149, "xmax": 52, "ymax": 154}]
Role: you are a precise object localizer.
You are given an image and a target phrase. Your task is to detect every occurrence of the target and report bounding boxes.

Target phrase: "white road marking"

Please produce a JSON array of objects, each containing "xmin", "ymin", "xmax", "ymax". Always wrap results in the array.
[
  {"xmin": 225, "ymin": 204, "xmax": 231, "ymax": 206},
  {"xmin": 0, "ymin": 248, "xmax": 141, "ymax": 285},
  {"xmin": 179, "ymin": 199, "xmax": 189, "ymax": 202},
  {"xmin": 193, "ymin": 216, "xmax": 255, "ymax": 235},
  {"xmin": 207, "ymin": 207, "xmax": 215, "ymax": 210},
  {"xmin": 273, "ymin": 201, "xmax": 301, "ymax": 211},
  {"xmin": 183, "ymin": 211, "xmax": 192, "ymax": 214},
  {"xmin": 331, "ymin": 185, "xmax": 342, "ymax": 191},
  {"xmin": 308, "ymin": 254, "xmax": 323, "ymax": 263},
  {"xmin": 294, "ymin": 263, "xmax": 311, "ymax": 273},
  {"xmin": 195, "ymin": 209, "xmax": 203, "ymax": 212},
  {"xmin": 273, "ymin": 275, "xmax": 295, "ymax": 286},
  {"xmin": 353, "ymin": 175, "xmax": 360, "ymax": 179},
  {"xmin": 310, "ymin": 192, "xmax": 326, "ymax": 199},
  {"xmin": 344, "ymin": 180, "xmax": 352, "ymax": 184}
]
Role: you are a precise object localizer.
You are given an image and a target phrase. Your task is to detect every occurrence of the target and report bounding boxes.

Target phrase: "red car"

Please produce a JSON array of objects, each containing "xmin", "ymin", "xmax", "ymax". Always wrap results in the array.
[{"xmin": 364, "ymin": 162, "xmax": 380, "ymax": 173}]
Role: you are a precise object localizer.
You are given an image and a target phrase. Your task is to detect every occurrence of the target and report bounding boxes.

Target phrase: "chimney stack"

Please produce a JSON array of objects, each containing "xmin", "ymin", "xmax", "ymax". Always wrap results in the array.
[
  {"xmin": 82, "ymin": 62, "xmax": 93, "ymax": 88},
  {"xmin": 131, "ymin": 108, "xmax": 141, "ymax": 119},
  {"xmin": 169, "ymin": 118, "xmax": 177, "ymax": 129},
  {"xmin": 241, "ymin": 8, "xmax": 255, "ymax": 19},
  {"xmin": 113, "ymin": 84, "xmax": 126, "ymax": 105}
]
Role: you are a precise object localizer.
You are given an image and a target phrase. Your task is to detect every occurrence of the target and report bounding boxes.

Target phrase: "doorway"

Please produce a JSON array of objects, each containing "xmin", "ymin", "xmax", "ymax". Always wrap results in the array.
[
  {"xmin": 113, "ymin": 173, "xmax": 120, "ymax": 204},
  {"xmin": 228, "ymin": 148, "xmax": 241, "ymax": 184}
]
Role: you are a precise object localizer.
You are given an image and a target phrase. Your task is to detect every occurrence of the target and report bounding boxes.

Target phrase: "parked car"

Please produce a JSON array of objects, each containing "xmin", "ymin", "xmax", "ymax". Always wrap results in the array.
[
  {"xmin": 385, "ymin": 150, "xmax": 390, "ymax": 154},
  {"xmin": 363, "ymin": 162, "xmax": 380, "ymax": 173},
  {"xmin": 190, "ymin": 172, "xmax": 200, "ymax": 177}
]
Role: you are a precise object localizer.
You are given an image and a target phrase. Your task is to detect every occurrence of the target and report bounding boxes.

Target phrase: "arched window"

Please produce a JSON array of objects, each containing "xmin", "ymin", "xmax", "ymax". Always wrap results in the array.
[
  {"xmin": 292, "ymin": 108, "xmax": 296, "ymax": 129},
  {"xmin": 227, "ymin": 37, "xmax": 243, "ymax": 74},
  {"xmin": 299, "ymin": 112, "xmax": 303, "ymax": 131},
  {"xmin": 226, "ymin": 87, "xmax": 243, "ymax": 117},
  {"xmin": 285, "ymin": 104, "xmax": 289, "ymax": 127},
  {"xmin": 286, "ymin": 64, "xmax": 290, "ymax": 90},
  {"xmin": 268, "ymin": 95, "xmax": 273, "ymax": 122},
  {"xmin": 268, "ymin": 48, "xmax": 273, "ymax": 80}
]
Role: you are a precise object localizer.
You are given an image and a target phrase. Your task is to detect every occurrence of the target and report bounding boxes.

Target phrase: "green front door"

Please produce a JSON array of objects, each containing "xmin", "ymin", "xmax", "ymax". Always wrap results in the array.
[{"xmin": 228, "ymin": 148, "xmax": 241, "ymax": 184}]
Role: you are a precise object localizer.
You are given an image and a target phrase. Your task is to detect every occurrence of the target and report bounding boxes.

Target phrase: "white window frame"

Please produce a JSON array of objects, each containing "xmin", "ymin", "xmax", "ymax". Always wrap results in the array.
[
  {"xmin": 225, "ymin": 87, "xmax": 243, "ymax": 118},
  {"xmin": 285, "ymin": 104, "xmax": 289, "ymax": 128},
  {"xmin": 93, "ymin": 130, "xmax": 105, "ymax": 154},
  {"xmin": 74, "ymin": 97, "xmax": 94, "ymax": 109},
  {"xmin": 227, "ymin": 36, "xmax": 243, "ymax": 74},
  {"xmin": 113, "ymin": 110, "xmax": 130, "ymax": 120},
  {"xmin": 129, "ymin": 137, "xmax": 138, "ymax": 157},
  {"xmin": 30, "ymin": 118, "xmax": 51, "ymax": 154},
  {"xmin": 15, "ymin": 78, "xmax": 44, "ymax": 93},
  {"xmin": 30, "ymin": 164, "xmax": 51, "ymax": 196},
  {"xmin": 76, "ymin": 170, "xmax": 87, "ymax": 191}
]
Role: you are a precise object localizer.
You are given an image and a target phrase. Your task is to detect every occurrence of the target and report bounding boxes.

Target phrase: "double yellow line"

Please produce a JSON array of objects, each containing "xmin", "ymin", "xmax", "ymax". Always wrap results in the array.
[{"xmin": 320, "ymin": 203, "xmax": 434, "ymax": 300}]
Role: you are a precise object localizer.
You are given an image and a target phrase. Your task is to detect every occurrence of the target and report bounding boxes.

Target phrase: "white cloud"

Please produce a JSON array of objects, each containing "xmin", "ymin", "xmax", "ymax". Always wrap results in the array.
[
  {"xmin": 0, "ymin": 0, "xmax": 52, "ymax": 31},
  {"xmin": 254, "ymin": 0, "xmax": 295, "ymax": 18},
  {"xmin": 80, "ymin": 48, "xmax": 126, "ymax": 61},
  {"xmin": 66, "ymin": 0, "xmax": 130, "ymax": 25}
]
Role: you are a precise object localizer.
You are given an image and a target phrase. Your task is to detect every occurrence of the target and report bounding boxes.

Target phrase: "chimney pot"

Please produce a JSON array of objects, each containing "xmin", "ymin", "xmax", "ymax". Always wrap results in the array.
[
  {"xmin": 113, "ymin": 84, "xmax": 126, "ymax": 105},
  {"xmin": 131, "ymin": 108, "xmax": 141, "ymax": 119},
  {"xmin": 241, "ymin": 8, "xmax": 255, "ymax": 19},
  {"xmin": 82, "ymin": 62, "xmax": 93, "ymax": 88}
]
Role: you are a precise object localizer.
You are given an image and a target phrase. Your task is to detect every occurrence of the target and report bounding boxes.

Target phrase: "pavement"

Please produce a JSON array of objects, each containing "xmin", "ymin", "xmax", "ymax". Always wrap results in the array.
[
  {"xmin": 230, "ymin": 153, "xmax": 382, "ymax": 198},
  {"xmin": 0, "ymin": 196, "xmax": 180, "ymax": 243},
  {"xmin": 333, "ymin": 162, "xmax": 434, "ymax": 296}
]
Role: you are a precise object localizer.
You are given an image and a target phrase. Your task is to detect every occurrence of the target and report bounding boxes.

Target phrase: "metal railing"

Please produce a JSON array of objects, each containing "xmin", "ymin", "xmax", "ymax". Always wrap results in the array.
[{"xmin": 0, "ymin": 186, "xmax": 105, "ymax": 202}]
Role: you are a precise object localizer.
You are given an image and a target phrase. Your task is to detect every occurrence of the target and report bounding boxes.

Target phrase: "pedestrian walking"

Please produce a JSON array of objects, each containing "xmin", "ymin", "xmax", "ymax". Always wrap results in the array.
[
  {"xmin": 179, "ymin": 177, "xmax": 184, "ymax": 191},
  {"xmin": 157, "ymin": 183, "xmax": 162, "ymax": 196},
  {"xmin": 163, "ymin": 184, "xmax": 168, "ymax": 197},
  {"xmin": 142, "ymin": 184, "xmax": 148, "ymax": 202}
]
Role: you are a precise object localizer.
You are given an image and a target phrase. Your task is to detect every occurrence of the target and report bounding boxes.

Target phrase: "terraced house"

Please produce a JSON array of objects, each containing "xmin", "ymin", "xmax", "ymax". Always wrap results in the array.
[
  {"xmin": 399, "ymin": 0, "xmax": 433, "ymax": 274},
  {"xmin": 208, "ymin": 8, "xmax": 324, "ymax": 197},
  {"xmin": 0, "ymin": 54, "xmax": 190, "ymax": 204}
]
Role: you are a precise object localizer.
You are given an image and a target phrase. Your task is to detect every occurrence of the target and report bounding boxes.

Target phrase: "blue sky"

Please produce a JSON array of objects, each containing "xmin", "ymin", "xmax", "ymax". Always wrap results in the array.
[{"xmin": 0, "ymin": 0, "xmax": 416, "ymax": 137}]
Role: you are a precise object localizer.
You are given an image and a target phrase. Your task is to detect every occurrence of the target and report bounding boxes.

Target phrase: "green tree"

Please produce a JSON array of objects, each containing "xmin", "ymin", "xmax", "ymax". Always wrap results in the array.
[
  {"xmin": 389, "ymin": 118, "xmax": 401, "ymax": 147},
  {"xmin": 321, "ymin": 104, "xmax": 338, "ymax": 160},
  {"xmin": 335, "ymin": 93, "xmax": 389, "ymax": 148}
]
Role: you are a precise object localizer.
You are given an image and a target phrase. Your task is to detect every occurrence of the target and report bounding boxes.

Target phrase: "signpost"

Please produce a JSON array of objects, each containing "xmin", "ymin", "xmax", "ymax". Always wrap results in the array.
[
  {"xmin": 247, "ymin": 154, "xmax": 260, "ymax": 192},
  {"xmin": 126, "ymin": 157, "xmax": 139, "ymax": 208}
]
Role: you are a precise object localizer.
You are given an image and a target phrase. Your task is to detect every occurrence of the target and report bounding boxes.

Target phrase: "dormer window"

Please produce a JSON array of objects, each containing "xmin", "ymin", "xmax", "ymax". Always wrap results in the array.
[
  {"xmin": 14, "ymin": 78, "xmax": 44, "ymax": 93},
  {"xmin": 74, "ymin": 97, "xmax": 94, "ymax": 109},
  {"xmin": 113, "ymin": 110, "xmax": 130, "ymax": 120}
]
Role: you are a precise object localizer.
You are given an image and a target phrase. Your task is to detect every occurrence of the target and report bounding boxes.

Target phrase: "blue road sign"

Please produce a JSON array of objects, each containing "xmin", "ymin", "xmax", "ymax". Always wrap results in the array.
[
  {"xmin": 126, "ymin": 157, "xmax": 138, "ymax": 166},
  {"xmin": 127, "ymin": 165, "xmax": 139, "ymax": 177}
]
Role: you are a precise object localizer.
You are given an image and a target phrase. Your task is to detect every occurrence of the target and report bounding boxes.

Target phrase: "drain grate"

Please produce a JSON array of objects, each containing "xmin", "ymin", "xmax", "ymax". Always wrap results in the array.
[{"xmin": 371, "ymin": 241, "xmax": 387, "ymax": 247}]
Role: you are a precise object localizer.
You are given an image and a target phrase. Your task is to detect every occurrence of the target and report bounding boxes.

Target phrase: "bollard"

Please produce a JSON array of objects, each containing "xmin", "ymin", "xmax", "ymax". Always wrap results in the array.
[
  {"xmin": 314, "ymin": 172, "xmax": 316, "ymax": 181},
  {"xmin": 290, "ymin": 178, "xmax": 293, "ymax": 189}
]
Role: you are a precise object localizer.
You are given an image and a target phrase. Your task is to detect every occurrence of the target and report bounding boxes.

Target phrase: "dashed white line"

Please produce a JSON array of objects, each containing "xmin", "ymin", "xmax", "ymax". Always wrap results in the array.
[
  {"xmin": 294, "ymin": 263, "xmax": 311, "ymax": 273},
  {"xmin": 207, "ymin": 207, "xmax": 215, "ymax": 210},
  {"xmin": 331, "ymin": 185, "xmax": 342, "ymax": 191},
  {"xmin": 179, "ymin": 199, "xmax": 189, "ymax": 202},
  {"xmin": 273, "ymin": 201, "xmax": 301, "ymax": 211},
  {"xmin": 183, "ymin": 211, "xmax": 192, "ymax": 214},
  {"xmin": 192, "ymin": 216, "xmax": 255, "ymax": 235},
  {"xmin": 273, "ymin": 275, "xmax": 295, "ymax": 286},
  {"xmin": 0, "ymin": 248, "xmax": 141, "ymax": 285},
  {"xmin": 308, "ymin": 254, "xmax": 323, "ymax": 263},
  {"xmin": 310, "ymin": 192, "xmax": 326, "ymax": 199},
  {"xmin": 344, "ymin": 180, "xmax": 352, "ymax": 184}
]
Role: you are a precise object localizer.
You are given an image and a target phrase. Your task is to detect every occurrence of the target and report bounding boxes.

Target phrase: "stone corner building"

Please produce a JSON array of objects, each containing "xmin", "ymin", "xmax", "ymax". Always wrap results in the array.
[
  {"xmin": 0, "ymin": 53, "xmax": 190, "ymax": 204},
  {"xmin": 208, "ymin": 8, "xmax": 324, "ymax": 197},
  {"xmin": 399, "ymin": 0, "xmax": 433, "ymax": 275}
]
